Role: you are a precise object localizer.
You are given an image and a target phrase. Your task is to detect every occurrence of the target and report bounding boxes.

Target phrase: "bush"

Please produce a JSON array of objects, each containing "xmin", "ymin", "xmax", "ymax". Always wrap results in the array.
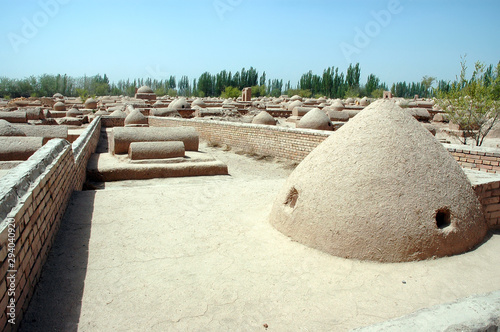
[
  {"xmin": 221, "ymin": 86, "xmax": 241, "ymax": 99},
  {"xmin": 436, "ymin": 57, "xmax": 500, "ymax": 146}
]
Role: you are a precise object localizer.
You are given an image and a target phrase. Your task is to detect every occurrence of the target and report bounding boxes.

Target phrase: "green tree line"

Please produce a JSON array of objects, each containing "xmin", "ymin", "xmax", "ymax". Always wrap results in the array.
[{"xmin": 1, "ymin": 62, "xmax": 497, "ymax": 100}]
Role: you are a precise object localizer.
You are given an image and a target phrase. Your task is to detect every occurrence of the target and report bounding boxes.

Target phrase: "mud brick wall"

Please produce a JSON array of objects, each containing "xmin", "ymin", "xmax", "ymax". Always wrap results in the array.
[
  {"xmin": 72, "ymin": 117, "xmax": 102, "ymax": 190},
  {"xmin": 473, "ymin": 181, "xmax": 500, "ymax": 230},
  {"xmin": 148, "ymin": 117, "xmax": 333, "ymax": 162},
  {"xmin": 445, "ymin": 144, "xmax": 500, "ymax": 174},
  {"xmin": 0, "ymin": 117, "xmax": 101, "ymax": 331}
]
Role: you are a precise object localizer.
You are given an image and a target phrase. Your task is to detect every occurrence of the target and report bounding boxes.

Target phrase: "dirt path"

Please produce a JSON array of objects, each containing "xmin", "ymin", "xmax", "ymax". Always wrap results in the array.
[{"xmin": 21, "ymin": 145, "xmax": 500, "ymax": 331}]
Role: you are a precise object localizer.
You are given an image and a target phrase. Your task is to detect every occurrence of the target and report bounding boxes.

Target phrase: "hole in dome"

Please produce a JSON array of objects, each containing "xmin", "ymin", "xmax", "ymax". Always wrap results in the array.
[
  {"xmin": 436, "ymin": 208, "xmax": 451, "ymax": 229},
  {"xmin": 284, "ymin": 187, "xmax": 299, "ymax": 209}
]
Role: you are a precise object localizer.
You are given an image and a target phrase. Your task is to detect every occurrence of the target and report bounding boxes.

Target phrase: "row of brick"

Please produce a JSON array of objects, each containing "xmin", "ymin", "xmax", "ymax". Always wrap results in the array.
[
  {"xmin": 473, "ymin": 181, "xmax": 500, "ymax": 229},
  {"xmin": 148, "ymin": 117, "xmax": 330, "ymax": 162},
  {"xmin": 0, "ymin": 117, "xmax": 101, "ymax": 331}
]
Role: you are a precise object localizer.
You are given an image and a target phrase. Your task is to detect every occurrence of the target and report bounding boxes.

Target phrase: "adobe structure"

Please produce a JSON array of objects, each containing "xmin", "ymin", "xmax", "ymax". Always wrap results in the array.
[
  {"xmin": 269, "ymin": 100, "xmax": 488, "ymax": 262},
  {"xmin": 0, "ymin": 93, "xmax": 499, "ymax": 331},
  {"xmin": 241, "ymin": 87, "xmax": 251, "ymax": 102},
  {"xmin": 134, "ymin": 85, "xmax": 156, "ymax": 102}
]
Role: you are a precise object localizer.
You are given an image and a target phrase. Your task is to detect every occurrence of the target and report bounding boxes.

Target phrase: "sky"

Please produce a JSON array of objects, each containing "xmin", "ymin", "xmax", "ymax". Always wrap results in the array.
[{"xmin": 0, "ymin": 0, "xmax": 499, "ymax": 88}]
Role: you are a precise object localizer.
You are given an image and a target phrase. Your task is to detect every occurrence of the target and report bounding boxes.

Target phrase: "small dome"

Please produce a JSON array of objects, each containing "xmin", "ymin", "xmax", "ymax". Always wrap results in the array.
[
  {"xmin": 95, "ymin": 110, "xmax": 110, "ymax": 116},
  {"xmin": 191, "ymin": 98, "xmax": 206, "ymax": 108},
  {"xmin": 85, "ymin": 98, "xmax": 98, "ymax": 109},
  {"xmin": 287, "ymin": 100, "xmax": 303, "ymax": 111},
  {"xmin": 53, "ymin": 93, "xmax": 64, "ymax": 99},
  {"xmin": 53, "ymin": 101, "xmax": 66, "ymax": 112},
  {"xmin": 326, "ymin": 100, "xmax": 344, "ymax": 112},
  {"xmin": 151, "ymin": 108, "xmax": 181, "ymax": 117},
  {"xmin": 359, "ymin": 97, "xmax": 370, "ymax": 106},
  {"xmin": 169, "ymin": 97, "xmax": 189, "ymax": 111},
  {"xmin": 109, "ymin": 110, "xmax": 127, "ymax": 118},
  {"xmin": 297, "ymin": 108, "xmax": 333, "ymax": 131},
  {"xmin": 66, "ymin": 108, "xmax": 83, "ymax": 117},
  {"xmin": 124, "ymin": 109, "xmax": 148, "ymax": 126},
  {"xmin": 137, "ymin": 86, "xmax": 154, "ymax": 94},
  {"xmin": 252, "ymin": 111, "xmax": 276, "ymax": 125},
  {"xmin": 290, "ymin": 95, "xmax": 302, "ymax": 101}
]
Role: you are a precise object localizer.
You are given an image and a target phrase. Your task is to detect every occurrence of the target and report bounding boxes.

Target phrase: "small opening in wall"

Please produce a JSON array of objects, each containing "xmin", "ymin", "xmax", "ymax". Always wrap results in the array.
[
  {"xmin": 436, "ymin": 208, "xmax": 451, "ymax": 229},
  {"xmin": 284, "ymin": 187, "xmax": 299, "ymax": 209}
]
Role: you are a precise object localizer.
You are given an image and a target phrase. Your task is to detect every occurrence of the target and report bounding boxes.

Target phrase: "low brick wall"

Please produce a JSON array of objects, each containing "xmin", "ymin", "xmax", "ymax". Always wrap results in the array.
[
  {"xmin": 148, "ymin": 117, "xmax": 332, "ymax": 162},
  {"xmin": 0, "ymin": 117, "xmax": 101, "ymax": 331},
  {"xmin": 149, "ymin": 118, "xmax": 500, "ymax": 172},
  {"xmin": 472, "ymin": 179, "xmax": 500, "ymax": 230},
  {"xmin": 445, "ymin": 144, "xmax": 500, "ymax": 174},
  {"xmin": 72, "ymin": 118, "xmax": 102, "ymax": 190}
]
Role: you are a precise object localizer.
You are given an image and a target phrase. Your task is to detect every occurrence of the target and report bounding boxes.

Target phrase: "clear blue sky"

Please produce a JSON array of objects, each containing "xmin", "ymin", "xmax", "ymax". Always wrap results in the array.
[{"xmin": 1, "ymin": 0, "xmax": 499, "ymax": 88}]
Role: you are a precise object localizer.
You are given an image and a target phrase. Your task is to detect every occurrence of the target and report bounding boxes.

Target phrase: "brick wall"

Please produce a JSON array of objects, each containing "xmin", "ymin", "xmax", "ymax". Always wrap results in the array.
[
  {"xmin": 72, "ymin": 117, "xmax": 101, "ymax": 190},
  {"xmin": 149, "ymin": 117, "xmax": 500, "ymax": 172},
  {"xmin": 445, "ymin": 144, "xmax": 500, "ymax": 174},
  {"xmin": 473, "ymin": 180, "xmax": 500, "ymax": 230},
  {"xmin": 0, "ymin": 117, "xmax": 101, "ymax": 331},
  {"xmin": 148, "ymin": 117, "xmax": 332, "ymax": 162},
  {"xmin": 148, "ymin": 117, "xmax": 500, "ymax": 229}
]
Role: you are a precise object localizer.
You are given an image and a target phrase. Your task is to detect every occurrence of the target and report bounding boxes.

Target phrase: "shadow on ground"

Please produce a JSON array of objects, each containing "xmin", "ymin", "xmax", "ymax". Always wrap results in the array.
[{"xmin": 19, "ymin": 190, "xmax": 96, "ymax": 332}]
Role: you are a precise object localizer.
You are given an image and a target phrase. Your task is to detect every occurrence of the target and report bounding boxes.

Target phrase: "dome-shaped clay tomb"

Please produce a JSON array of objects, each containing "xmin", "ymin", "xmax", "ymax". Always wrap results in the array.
[{"xmin": 269, "ymin": 100, "xmax": 488, "ymax": 262}]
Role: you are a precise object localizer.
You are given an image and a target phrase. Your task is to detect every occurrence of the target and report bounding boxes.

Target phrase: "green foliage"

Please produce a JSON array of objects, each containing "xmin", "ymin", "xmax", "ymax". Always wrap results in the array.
[
  {"xmin": 178, "ymin": 76, "xmax": 191, "ymax": 96},
  {"xmin": 155, "ymin": 88, "xmax": 167, "ymax": 96},
  {"xmin": 436, "ymin": 57, "xmax": 500, "ymax": 146},
  {"xmin": 344, "ymin": 87, "xmax": 360, "ymax": 98},
  {"xmin": 371, "ymin": 88, "xmax": 384, "ymax": 99},
  {"xmin": 421, "ymin": 75, "xmax": 436, "ymax": 94},
  {"xmin": 287, "ymin": 89, "xmax": 312, "ymax": 98},
  {"xmin": 251, "ymin": 85, "xmax": 267, "ymax": 97},
  {"xmin": 221, "ymin": 86, "xmax": 241, "ymax": 99},
  {"xmin": 76, "ymin": 88, "xmax": 90, "ymax": 103},
  {"xmin": 167, "ymin": 89, "xmax": 178, "ymax": 97}
]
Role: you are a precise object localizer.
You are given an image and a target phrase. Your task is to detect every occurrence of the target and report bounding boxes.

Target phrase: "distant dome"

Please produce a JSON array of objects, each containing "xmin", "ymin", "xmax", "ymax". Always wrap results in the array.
[
  {"xmin": 287, "ymin": 100, "xmax": 303, "ymax": 111},
  {"xmin": 124, "ymin": 109, "xmax": 148, "ymax": 126},
  {"xmin": 326, "ymin": 100, "xmax": 344, "ymax": 112},
  {"xmin": 191, "ymin": 98, "xmax": 206, "ymax": 108},
  {"xmin": 53, "ymin": 93, "xmax": 64, "ymax": 99},
  {"xmin": 290, "ymin": 95, "xmax": 302, "ymax": 101},
  {"xmin": 169, "ymin": 97, "xmax": 189, "ymax": 111},
  {"xmin": 66, "ymin": 108, "xmax": 83, "ymax": 117},
  {"xmin": 269, "ymin": 100, "xmax": 487, "ymax": 262},
  {"xmin": 109, "ymin": 110, "xmax": 127, "ymax": 118},
  {"xmin": 252, "ymin": 111, "xmax": 276, "ymax": 125},
  {"xmin": 85, "ymin": 98, "xmax": 98, "ymax": 109},
  {"xmin": 53, "ymin": 101, "xmax": 66, "ymax": 112},
  {"xmin": 359, "ymin": 97, "xmax": 370, "ymax": 106},
  {"xmin": 297, "ymin": 108, "xmax": 333, "ymax": 131},
  {"xmin": 137, "ymin": 86, "xmax": 154, "ymax": 94},
  {"xmin": 151, "ymin": 108, "xmax": 181, "ymax": 117}
]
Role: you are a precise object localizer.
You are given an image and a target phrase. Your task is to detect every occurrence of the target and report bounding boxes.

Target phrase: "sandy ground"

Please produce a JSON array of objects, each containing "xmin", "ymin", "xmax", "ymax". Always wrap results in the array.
[{"xmin": 19, "ymin": 144, "xmax": 500, "ymax": 331}]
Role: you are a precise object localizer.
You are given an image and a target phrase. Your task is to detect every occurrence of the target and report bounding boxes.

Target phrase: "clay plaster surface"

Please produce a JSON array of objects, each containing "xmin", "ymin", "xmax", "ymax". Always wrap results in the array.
[{"xmin": 21, "ymin": 145, "xmax": 500, "ymax": 331}]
